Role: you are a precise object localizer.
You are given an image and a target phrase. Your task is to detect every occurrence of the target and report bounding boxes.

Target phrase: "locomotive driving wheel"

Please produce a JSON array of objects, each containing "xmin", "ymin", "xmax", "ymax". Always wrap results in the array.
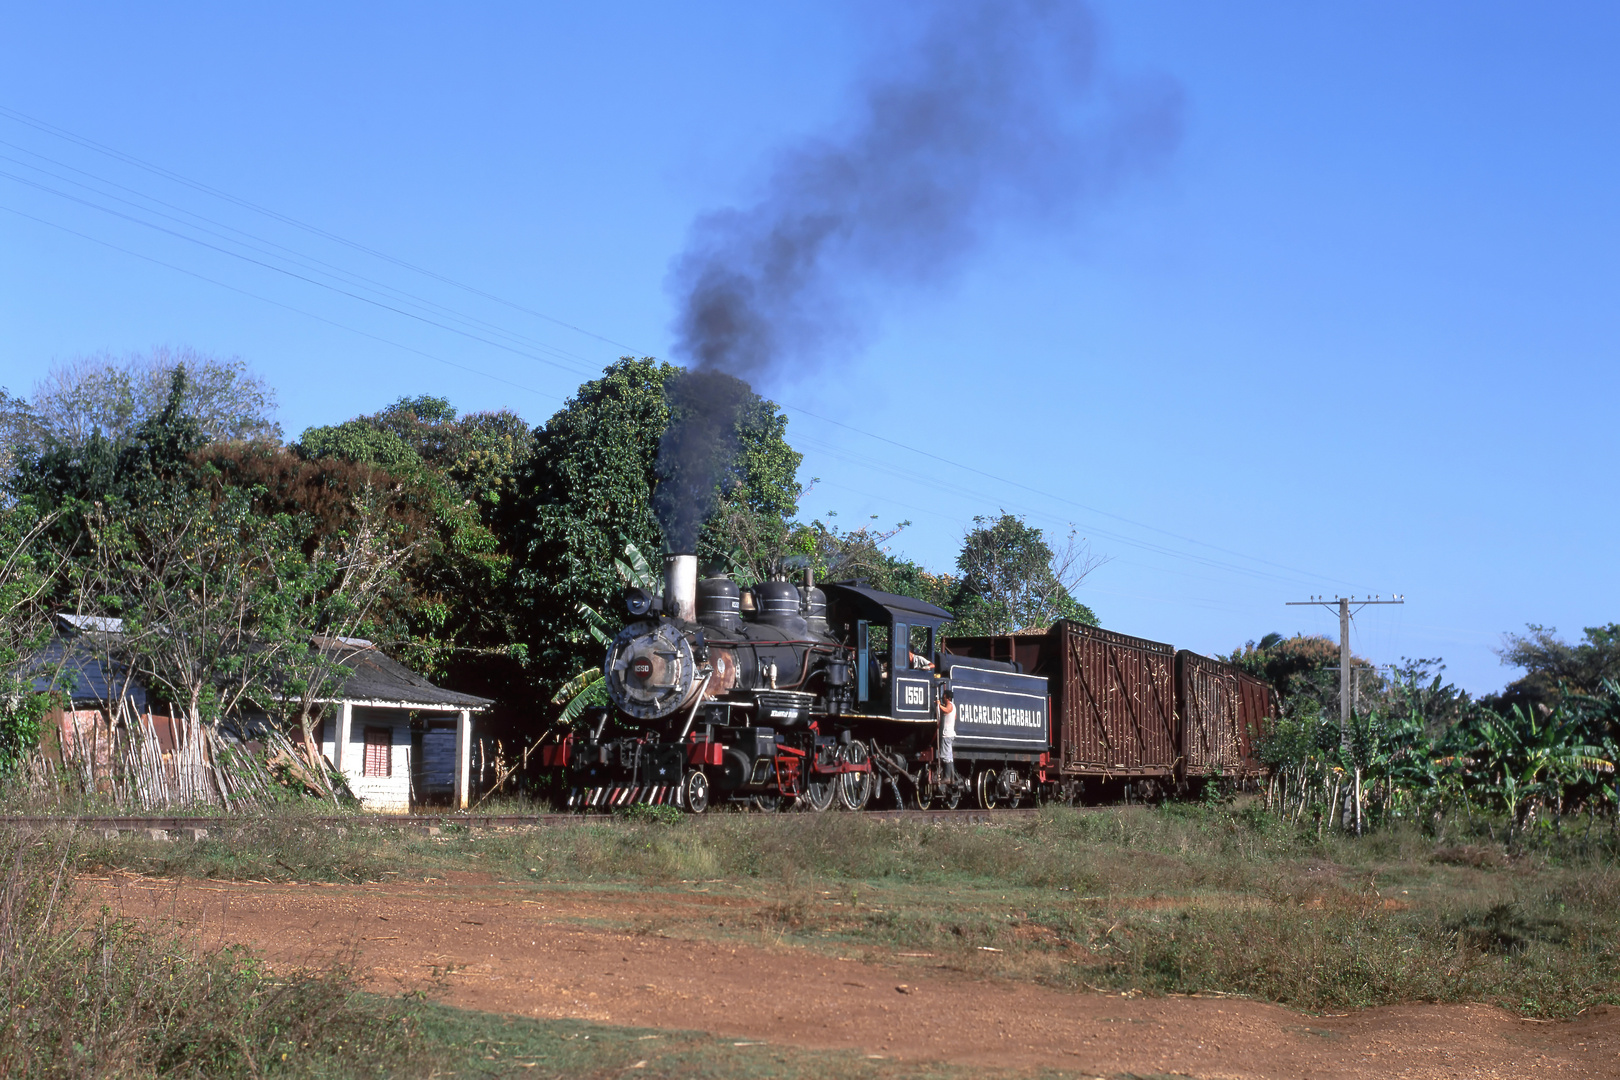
[
  {"xmin": 837, "ymin": 740, "xmax": 874, "ymax": 811},
  {"xmin": 975, "ymin": 768, "xmax": 999, "ymax": 810},
  {"xmin": 908, "ymin": 766, "xmax": 935, "ymax": 810},
  {"xmin": 798, "ymin": 757, "xmax": 836, "ymax": 812}
]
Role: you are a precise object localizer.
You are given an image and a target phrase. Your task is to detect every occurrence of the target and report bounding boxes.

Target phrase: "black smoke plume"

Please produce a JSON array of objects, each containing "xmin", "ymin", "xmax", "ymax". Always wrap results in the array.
[
  {"xmin": 653, "ymin": 369, "xmax": 750, "ymax": 552},
  {"xmin": 655, "ymin": 0, "xmax": 1181, "ymax": 550}
]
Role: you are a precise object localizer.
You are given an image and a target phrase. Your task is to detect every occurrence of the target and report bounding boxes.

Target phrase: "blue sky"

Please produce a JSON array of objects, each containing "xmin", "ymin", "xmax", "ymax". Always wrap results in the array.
[{"xmin": 2, "ymin": 2, "xmax": 1614, "ymax": 693}]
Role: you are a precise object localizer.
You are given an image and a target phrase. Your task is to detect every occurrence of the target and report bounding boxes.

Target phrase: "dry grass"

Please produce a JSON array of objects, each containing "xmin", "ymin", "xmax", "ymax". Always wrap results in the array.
[
  {"xmin": 64, "ymin": 802, "xmax": 1620, "ymax": 1019},
  {"xmin": 0, "ymin": 827, "xmax": 433, "ymax": 1078}
]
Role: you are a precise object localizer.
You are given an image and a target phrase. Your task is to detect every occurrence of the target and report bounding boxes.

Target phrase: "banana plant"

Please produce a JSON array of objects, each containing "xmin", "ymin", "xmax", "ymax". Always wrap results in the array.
[
  {"xmin": 549, "ymin": 540, "xmax": 660, "ymax": 726},
  {"xmin": 1474, "ymin": 703, "xmax": 1613, "ymax": 826}
]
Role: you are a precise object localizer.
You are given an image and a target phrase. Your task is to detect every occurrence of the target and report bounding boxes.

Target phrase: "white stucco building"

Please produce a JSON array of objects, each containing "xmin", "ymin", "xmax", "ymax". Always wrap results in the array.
[{"xmin": 313, "ymin": 638, "xmax": 494, "ymax": 812}]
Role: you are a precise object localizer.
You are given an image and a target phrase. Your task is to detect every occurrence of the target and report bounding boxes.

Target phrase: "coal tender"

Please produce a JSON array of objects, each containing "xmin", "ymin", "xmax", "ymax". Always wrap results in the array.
[{"xmin": 552, "ymin": 552, "xmax": 1052, "ymax": 812}]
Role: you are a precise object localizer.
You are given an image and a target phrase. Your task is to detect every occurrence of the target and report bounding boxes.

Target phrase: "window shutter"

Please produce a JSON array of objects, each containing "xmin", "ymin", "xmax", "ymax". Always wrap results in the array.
[{"xmin": 364, "ymin": 726, "xmax": 392, "ymax": 777}]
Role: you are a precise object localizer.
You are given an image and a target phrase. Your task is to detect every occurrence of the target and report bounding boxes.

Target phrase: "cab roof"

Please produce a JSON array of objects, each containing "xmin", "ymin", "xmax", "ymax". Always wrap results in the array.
[{"xmin": 823, "ymin": 582, "xmax": 953, "ymax": 628}]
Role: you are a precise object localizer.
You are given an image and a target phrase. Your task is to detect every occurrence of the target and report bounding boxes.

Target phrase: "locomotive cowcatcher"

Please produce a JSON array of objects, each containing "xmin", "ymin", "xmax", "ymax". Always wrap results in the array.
[{"xmin": 543, "ymin": 552, "xmax": 1052, "ymax": 812}]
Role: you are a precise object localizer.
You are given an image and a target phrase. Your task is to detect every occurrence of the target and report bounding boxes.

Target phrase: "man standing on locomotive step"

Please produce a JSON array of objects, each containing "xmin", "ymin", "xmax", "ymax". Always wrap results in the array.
[{"xmin": 938, "ymin": 687, "xmax": 957, "ymax": 782}]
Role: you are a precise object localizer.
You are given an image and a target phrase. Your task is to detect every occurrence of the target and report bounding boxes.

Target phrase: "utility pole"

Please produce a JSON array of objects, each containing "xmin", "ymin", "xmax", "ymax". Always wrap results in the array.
[
  {"xmin": 1285, "ymin": 595, "xmax": 1405, "ymax": 740},
  {"xmin": 1285, "ymin": 594, "xmax": 1404, "ymax": 833}
]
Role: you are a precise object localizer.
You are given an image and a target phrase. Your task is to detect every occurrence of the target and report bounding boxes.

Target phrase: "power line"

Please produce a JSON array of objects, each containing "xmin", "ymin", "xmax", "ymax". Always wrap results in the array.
[
  {"xmin": 0, "ymin": 104, "xmax": 1367, "ymax": 598},
  {"xmin": 0, "ymin": 202, "xmax": 565, "ymax": 405},
  {"xmin": 0, "ymin": 143, "xmax": 611, "ymax": 372},
  {"xmin": 0, "ymin": 167, "xmax": 606, "ymax": 379},
  {"xmin": 783, "ymin": 402, "xmax": 1370, "ymax": 591},
  {"xmin": 0, "ymin": 104, "xmax": 642, "ymax": 354}
]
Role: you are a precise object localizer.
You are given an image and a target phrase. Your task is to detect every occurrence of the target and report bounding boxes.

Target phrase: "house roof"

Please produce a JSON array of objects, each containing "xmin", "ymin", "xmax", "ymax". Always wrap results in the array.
[
  {"xmin": 31, "ymin": 621, "xmax": 148, "ymax": 709},
  {"xmin": 320, "ymin": 639, "xmax": 494, "ymax": 711},
  {"xmin": 57, "ymin": 613, "xmax": 126, "ymax": 634},
  {"xmin": 38, "ymin": 615, "xmax": 492, "ymax": 714}
]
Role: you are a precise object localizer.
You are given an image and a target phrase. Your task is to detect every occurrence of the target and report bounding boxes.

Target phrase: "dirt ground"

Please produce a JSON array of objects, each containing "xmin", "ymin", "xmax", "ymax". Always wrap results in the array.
[{"xmin": 93, "ymin": 873, "xmax": 1619, "ymax": 1080}]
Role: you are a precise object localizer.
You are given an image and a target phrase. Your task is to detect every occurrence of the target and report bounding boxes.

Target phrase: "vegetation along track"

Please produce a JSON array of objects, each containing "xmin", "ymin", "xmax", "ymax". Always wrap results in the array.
[{"xmin": 2, "ymin": 806, "xmax": 1052, "ymax": 833}]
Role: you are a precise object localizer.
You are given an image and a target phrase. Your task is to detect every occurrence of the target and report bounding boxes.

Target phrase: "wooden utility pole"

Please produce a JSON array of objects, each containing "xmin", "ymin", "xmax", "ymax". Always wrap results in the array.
[{"xmin": 1285, "ymin": 594, "xmax": 1404, "ymax": 833}]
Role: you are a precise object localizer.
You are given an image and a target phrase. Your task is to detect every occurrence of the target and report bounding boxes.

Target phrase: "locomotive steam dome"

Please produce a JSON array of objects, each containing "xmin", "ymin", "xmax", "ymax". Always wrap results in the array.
[{"xmin": 604, "ymin": 620, "xmax": 698, "ymax": 720}]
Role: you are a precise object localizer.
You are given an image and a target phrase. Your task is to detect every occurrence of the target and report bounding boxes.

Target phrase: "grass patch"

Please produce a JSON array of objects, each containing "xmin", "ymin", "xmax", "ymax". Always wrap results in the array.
[
  {"xmin": 0, "ymin": 829, "xmax": 429, "ymax": 1078},
  {"xmin": 403, "ymin": 1006, "xmax": 1077, "ymax": 1079},
  {"xmin": 68, "ymin": 802, "xmax": 1620, "ymax": 1019}
]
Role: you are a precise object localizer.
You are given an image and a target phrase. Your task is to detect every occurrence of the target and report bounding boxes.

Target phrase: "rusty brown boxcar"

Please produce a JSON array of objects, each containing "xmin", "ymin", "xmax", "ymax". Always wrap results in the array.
[
  {"xmin": 1234, "ymin": 667, "xmax": 1276, "ymax": 771},
  {"xmin": 945, "ymin": 620, "xmax": 1179, "ymax": 782},
  {"xmin": 1175, "ymin": 650, "xmax": 1266, "ymax": 778}
]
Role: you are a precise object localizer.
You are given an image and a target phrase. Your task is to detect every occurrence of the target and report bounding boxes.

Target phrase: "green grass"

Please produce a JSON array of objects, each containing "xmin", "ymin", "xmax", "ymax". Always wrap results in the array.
[
  {"xmin": 398, "ymin": 1006, "xmax": 1079, "ymax": 1080},
  {"xmin": 60, "ymin": 802, "xmax": 1620, "ymax": 1019}
]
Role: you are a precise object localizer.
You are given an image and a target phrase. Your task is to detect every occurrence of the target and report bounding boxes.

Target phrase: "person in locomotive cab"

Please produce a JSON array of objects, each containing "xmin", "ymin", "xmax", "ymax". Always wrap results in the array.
[
  {"xmin": 908, "ymin": 649, "xmax": 934, "ymax": 671},
  {"xmin": 938, "ymin": 686, "xmax": 957, "ymax": 782}
]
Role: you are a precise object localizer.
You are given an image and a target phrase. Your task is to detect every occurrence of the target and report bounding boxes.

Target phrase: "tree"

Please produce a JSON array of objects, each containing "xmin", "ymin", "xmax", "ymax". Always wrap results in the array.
[
  {"xmin": 1494, "ymin": 623, "xmax": 1620, "ymax": 716},
  {"xmin": 292, "ymin": 398, "xmax": 531, "ymax": 686},
  {"xmin": 1226, "ymin": 633, "xmax": 1385, "ymax": 720},
  {"xmin": 507, "ymin": 357, "xmax": 801, "ymax": 692},
  {"xmin": 1, "ymin": 348, "xmax": 278, "ymax": 468},
  {"xmin": 947, "ymin": 513, "xmax": 1099, "ymax": 635},
  {"xmin": 0, "ymin": 501, "xmax": 64, "ymax": 772},
  {"xmin": 7, "ymin": 366, "xmax": 219, "ymax": 518}
]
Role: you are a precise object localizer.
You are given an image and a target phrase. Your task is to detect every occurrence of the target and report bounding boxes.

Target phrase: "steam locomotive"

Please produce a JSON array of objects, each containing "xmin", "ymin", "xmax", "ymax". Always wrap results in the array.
[{"xmin": 546, "ymin": 553, "xmax": 1050, "ymax": 812}]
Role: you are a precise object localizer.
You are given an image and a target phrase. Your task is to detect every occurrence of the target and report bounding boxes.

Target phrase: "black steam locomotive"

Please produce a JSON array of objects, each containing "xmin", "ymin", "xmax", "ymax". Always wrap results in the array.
[{"xmin": 546, "ymin": 553, "xmax": 1051, "ymax": 812}]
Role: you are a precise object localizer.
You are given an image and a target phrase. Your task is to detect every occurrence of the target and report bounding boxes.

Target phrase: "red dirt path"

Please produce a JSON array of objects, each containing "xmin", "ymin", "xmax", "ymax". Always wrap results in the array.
[{"xmin": 94, "ymin": 874, "xmax": 1619, "ymax": 1079}]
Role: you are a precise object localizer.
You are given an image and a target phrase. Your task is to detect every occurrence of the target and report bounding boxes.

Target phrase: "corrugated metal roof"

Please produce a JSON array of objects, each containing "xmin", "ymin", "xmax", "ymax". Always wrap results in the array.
[
  {"xmin": 57, "ymin": 613, "xmax": 126, "ymax": 634},
  {"xmin": 29, "ymin": 634, "xmax": 149, "ymax": 709}
]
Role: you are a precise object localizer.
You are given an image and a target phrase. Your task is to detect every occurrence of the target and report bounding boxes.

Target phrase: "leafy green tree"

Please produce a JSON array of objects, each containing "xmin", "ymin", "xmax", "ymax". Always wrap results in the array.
[
  {"xmin": 8, "ymin": 368, "xmax": 210, "ymax": 516},
  {"xmin": 947, "ymin": 513, "xmax": 1098, "ymax": 635},
  {"xmin": 292, "ymin": 399, "xmax": 529, "ymax": 686},
  {"xmin": 75, "ymin": 484, "xmax": 298, "ymax": 729},
  {"xmin": 1226, "ymin": 633, "xmax": 1384, "ymax": 721},
  {"xmin": 507, "ymin": 358, "xmax": 801, "ymax": 692},
  {"xmin": 1493, "ymin": 623, "xmax": 1620, "ymax": 716},
  {"xmin": 2, "ymin": 351, "xmax": 278, "ymax": 503}
]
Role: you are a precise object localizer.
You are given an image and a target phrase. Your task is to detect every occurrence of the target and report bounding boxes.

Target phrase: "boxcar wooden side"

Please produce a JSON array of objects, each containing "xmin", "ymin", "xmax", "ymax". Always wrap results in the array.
[{"xmin": 946, "ymin": 621, "xmax": 1178, "ymax": 779}]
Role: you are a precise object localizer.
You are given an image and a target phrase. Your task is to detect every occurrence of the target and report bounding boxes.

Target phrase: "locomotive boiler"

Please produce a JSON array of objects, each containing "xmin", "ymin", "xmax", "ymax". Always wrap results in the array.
[{"xmin": 550, "ymin": 551, "xmax": 1053, "ymax": 812}]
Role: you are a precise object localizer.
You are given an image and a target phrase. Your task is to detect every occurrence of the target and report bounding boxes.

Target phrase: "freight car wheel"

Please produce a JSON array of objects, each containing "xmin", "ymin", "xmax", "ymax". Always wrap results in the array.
[
  {"xmin": 684, "ymin": 770, "xmax": 710, "ymax": 815},
  {"xmin": 1001, "ymin": 768, "xmax": 1024, "ymax": 809},
  {"xmin": 974, "ymin": 769, "xmax": 999, "ymax": 810},
  {"xmin": 837, "ymin": 741, "xmax": 874, "ymax": 811}
]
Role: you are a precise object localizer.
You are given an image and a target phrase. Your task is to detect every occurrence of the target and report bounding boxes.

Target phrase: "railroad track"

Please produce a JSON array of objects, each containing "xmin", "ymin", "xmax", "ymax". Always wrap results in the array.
[{"xmin": 2, "ymin": 806, "xmax": 1051, "ymax": 835}]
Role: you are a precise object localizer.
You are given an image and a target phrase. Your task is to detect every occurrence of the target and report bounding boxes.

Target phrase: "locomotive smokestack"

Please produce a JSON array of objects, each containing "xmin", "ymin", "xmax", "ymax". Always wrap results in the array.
[{"xmin": 664, "ymin": 553, "xmax": 698, "ymax": 623}]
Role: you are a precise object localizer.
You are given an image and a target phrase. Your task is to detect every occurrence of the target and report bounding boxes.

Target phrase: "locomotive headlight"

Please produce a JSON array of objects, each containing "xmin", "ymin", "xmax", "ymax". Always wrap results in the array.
[{"xmin": 625, "ymin": 587, "xmax": 654, "ymax": 617}]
